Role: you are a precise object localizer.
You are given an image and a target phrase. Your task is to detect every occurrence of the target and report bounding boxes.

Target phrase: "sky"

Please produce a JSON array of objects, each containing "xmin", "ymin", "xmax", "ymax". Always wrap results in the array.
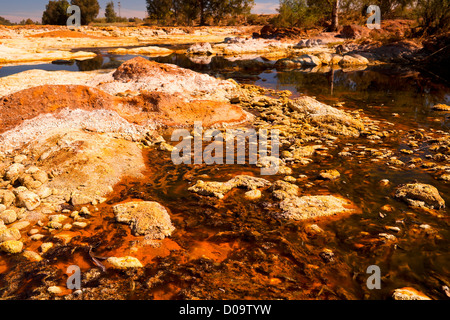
[{"xmin": 0, "ymin": 0, "xmax": 279, "ymax": 23}]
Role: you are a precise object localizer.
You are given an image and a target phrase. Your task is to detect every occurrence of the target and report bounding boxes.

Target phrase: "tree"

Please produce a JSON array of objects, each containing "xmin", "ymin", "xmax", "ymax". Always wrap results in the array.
[
  {"xmin": 146, "ymin": 0, "xmax": 173, "ymax": 23},
  {"xmin": 331, "ymin": 0, "xmax": 340, "ymax": 31},
  {"xmin": 71, "ymin": 0, "xmax": 100, "ymax": 25},
  {"xmin": 0, "ymin": 16, "xmax": 14, "ymax": 26},
  {"xmin": 105, "ymin": 1, "xmax": 118, "ymax": 23},
  {"xmin": 146, "ymin": 0, "xmax": 254, "ymax": 26},
  {"xmin": 42, "ymin": 0, "xmax": 70, "ymax": 25},
  {"xmin": 417, "ymin": 0, "xmax": 450, "ymax": 34}
]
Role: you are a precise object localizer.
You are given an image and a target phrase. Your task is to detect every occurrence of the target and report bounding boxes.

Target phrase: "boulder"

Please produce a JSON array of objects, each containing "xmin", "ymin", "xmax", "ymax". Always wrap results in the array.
[
  {"xmin": 394, "ymin": 183, "xmax": 445, "ymax": 209},
  {"xmin": 0, "ymin": 240, "xmax": 23, "ymax": 254},
  {"xmin": 0, "ymin": 190, "xmax": 15, "ymax": 207},
  {"xmin": 113, "ymin": 201, "xmax": 175, "ymax": 239},
  {"xmin": 0, "ymin": 228, "xmax": 21, "ymax": 243},
  {"xmin": 339, "ymin": 54, "xmax": 369, "ymax": 66},
  {"xmin": 188, "ymin": 175, "xmax": 271, "ymax": 199},
  {"xmin": 15, "ymin": 190, "xmax": 41, "ymax": 211},
  {"xmin": 288, "ymin": 96, "xmax": 364, "ymax": 137},
  {"xmin": 340, "ymin": 24, "xmax": 370, "ymax": 39},
  {"xmin": 186, "ymin": 42, "xmax": 213, "ymax": 55},
  {"xmin": 278, "ymin": 195, "xmax": 355, "ymax": 220},
  {"xmin": 107, "ymin": 256, "xmax": 143, "ymax": 269},
  {"xmin": 392, "ymin": 287, "xmax": 431, "ymax": 300}
]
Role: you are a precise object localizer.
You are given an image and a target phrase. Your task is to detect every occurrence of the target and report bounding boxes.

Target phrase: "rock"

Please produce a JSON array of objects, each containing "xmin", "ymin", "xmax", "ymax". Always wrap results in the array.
[
  {"xmin": 73, "ymin": 222, "xmax": 88, "ymax": 228},
  {"xmin": 49, "ymin": 214, "xmax": 68, "ymax": 223},
  {"xmin": 0, "ymin": 190, "xmax": 15, "ymax": 207},
  {"xmin": 394, "ymin": 183, "xmax": 445, "ymax": 209},
  {"xmin": 340, "ymin": 24, "xmax": 370, "ymax": 39},
  {"xmin": 22, "ymin": 250, "xmax": 43, "ymax": 262},
  {"xmin": 71, "ymin": 194, "xmax": 95, "ymax": 206},
  {"xmin": 31, "ymin": 170, "xmax": 49, "ymax": 184},
  {"xmin": 107, "ymin": 256, "xmax": 143, "ymax": 269},
  {"xmin": 0, "ymin": 228, "xmax": 21, "ymax": 243},
  {"xmin": 392, "ymin": 287, "xmax": 431, "ymax": 300},
  {"xmin": 288, "ymin": 96, "xmax": 364, "ymax": 137},
  {"xmin": 319, "ymin": 249, "xmax": 334, "ymax": 262},
  {"xmin": 33, "ymin": 131, "xmax": 146, "ymax": 208},
  {"xmin": 30, "ymin": 234, "xmax": 45, "ymax": 241},
  {"xmin": 271, "ymin": 180, "xmax": 299, "ymax": 200},
  {"xmin": 339, "ymin": 54, "xmax": 369, "ymax": 66},
  {"xmin": 15, "ymin": 190, "xmax": 41, "ymax": 211},
  {"xmin": 47, "ymin": 286, "xmax": 64, "ymax": 295},
  {"xmin": 378, "ymin": 233, "xmax": 397, "ymax": 241},
  {"xmin": 0, "ymin": 210, "xmax": 17, "ymax": 224},
  {"xmin": 244, "ymin": 189, "xmax": 262, "ymax": 200},
  {"xmin": 35, "ymin": 187, "xmax": 52, "ymax": 199},
  {"xmin": 432, "ymin": 104, "xmax": 450, "ymax": 111},
  {"xmin": 13, "ymin": 155, "xmax": 27, "ymax": 163},
  {"xmin": 10, "ymin": 221, "xmax": 30, "ymax": 230},
  {"xmin": 0, "ymin": 240, "xmax": 23, "ymax": 254},
  {"xmin": 109, "ymin": 46, "xmax": 173, "ymax": 56},
  {"xmin": 113, "ymin": 201, "xmax": 175, "ymax": 239},
  {"xmin": 5, "ymin": 163, "xmax": 25, "ymax": 182},
  {"xmin": 186, "ymin": 42, "xmax": 213, "ymax": 55},
  {"xmin": 40, "ymin": 242, "xmax": 54, "ymax": 254},
  {"xmin": 189, "ymin": 175, "xmax": 271, "ymax": 199},
  {"xmin": 319, "ymin": 170, "xmax": 340, "ymax": 180},
  {"xmin": 295, "ymin": 54, "xmax": 322, "ymax": 67},
  {"xmin": 278, "ymin": 195, "xmax": 355, "ymax": 220},
  {"xmin": 306, "ymin": 224, "xmax": 324, "ymax": 234},
  {"xmin": 317, "ymin": 53, "xmax": 343, "ymax": 65},
  {"xmin": 79, "ymin": 207, "xmax": 91, "ymax": 216}
]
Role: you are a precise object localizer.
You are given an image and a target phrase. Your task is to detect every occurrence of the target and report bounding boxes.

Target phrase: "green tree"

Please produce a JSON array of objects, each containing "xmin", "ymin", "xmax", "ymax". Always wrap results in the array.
[
  {"xmin": 0, "ymin": 16, "xmax": 14, "ymax": 26},
  {"xmin": 146, "ymin": 0, "xmax": 173, "ymax": 23},
  {"xmin": 42, "ymin": 0, "xmax": 70, "ymax": 25},
  {"xmin": 146, "ymin": 0, "xmax": 254, "ymax": 26},
  {"xmin": 71, "ymin": 0, "xmax": 100, "ymax": 25},
  {"xmin": 105, "ymin": 1, "xmax": 118, "ymax": 23},
  {"xmin": 417, "ymin": 0, "xmax": 450, "ymax": 34}
]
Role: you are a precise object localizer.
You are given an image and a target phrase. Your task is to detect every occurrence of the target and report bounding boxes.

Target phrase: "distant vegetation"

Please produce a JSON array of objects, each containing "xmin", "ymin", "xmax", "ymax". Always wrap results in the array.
[
  {"xmin": 0, "ymin": 17, "xmax": 40, "ymax": 26},
  {"xmin": 2, "ymin": 0, "xmax": 447, "ymax": 36},
  {"xmin": 274, "ymin": 0, "xmax": 450, "ymax": 35},
  {"xmin": 42, "ymin": 0, "xmax": 99, "ymax": 25},
  {"xmin": 145, "ymin": 0, "xmax": 255, "ymax": 26}
]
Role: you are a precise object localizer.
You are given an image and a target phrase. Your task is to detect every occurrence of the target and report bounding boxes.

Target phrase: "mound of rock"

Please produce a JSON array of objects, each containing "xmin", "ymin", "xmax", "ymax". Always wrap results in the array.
[
  {"xmin": 278, "ymin": 195, "xmax": 355, "ymax": 220},
  {"xmin": 392, "ymin": 287, "xmax": 431, "ymax": 300},
  {"xmin": 113, "ymin": 201, "xmax": 175, "ymax": 239},
  {"xmin": 34, "ymin": 130, "xmax": 146, "ymax": 206},
  {"xmin": 189, "ymin": 175, "xmax": 272, "ymax": 199},
  {"xmin": 288, "ymin": 96, "xmax": 364, "ymax": 137},
  {"xmin": 394, "ymin": 183, "xmax": 445, "ymax": 209},
  {"xmin": 186, "ymin": 42, "xmax": 213, "ymax": 55},
  {"xmin": 126, "ymin": 91, "xmax": 249, "ymax": 128},
  {"xmin": 0, "ymin": 85, "xmax": 117, "ymax": 134}
]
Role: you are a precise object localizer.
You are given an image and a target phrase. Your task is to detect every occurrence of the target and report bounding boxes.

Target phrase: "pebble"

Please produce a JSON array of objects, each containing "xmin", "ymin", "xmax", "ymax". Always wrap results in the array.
[
  {"xmin": 30, "ymin": 234, "xmax": 45, "ymax": 241},
  {"xmin": 72, "ymin": 222, "xmax": 88, "ymax": 228},
  {"xmin": 0, "ymin": 240, "xmax": 23, "ymax": 254},
  {"xmin": 10, "ymin": 221, "xmax": 30, "ymax": 230},
  {"xmin": 0, "ymin": 210, "xmax": 17, "ymax": 224},
  {"xmin": 39, "ymin": 242, "xmax": 54, "ymax": 253},
  {"xmin": 22, "ymin": 250, "xmax": 43, "ymax": 262}
]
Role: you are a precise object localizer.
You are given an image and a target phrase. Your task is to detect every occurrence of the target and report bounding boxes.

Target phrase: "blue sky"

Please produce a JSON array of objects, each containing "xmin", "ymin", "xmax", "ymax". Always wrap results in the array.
[{"xmin": 1, "ymin": 0, "xmax": 279, "ymax": 22}]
